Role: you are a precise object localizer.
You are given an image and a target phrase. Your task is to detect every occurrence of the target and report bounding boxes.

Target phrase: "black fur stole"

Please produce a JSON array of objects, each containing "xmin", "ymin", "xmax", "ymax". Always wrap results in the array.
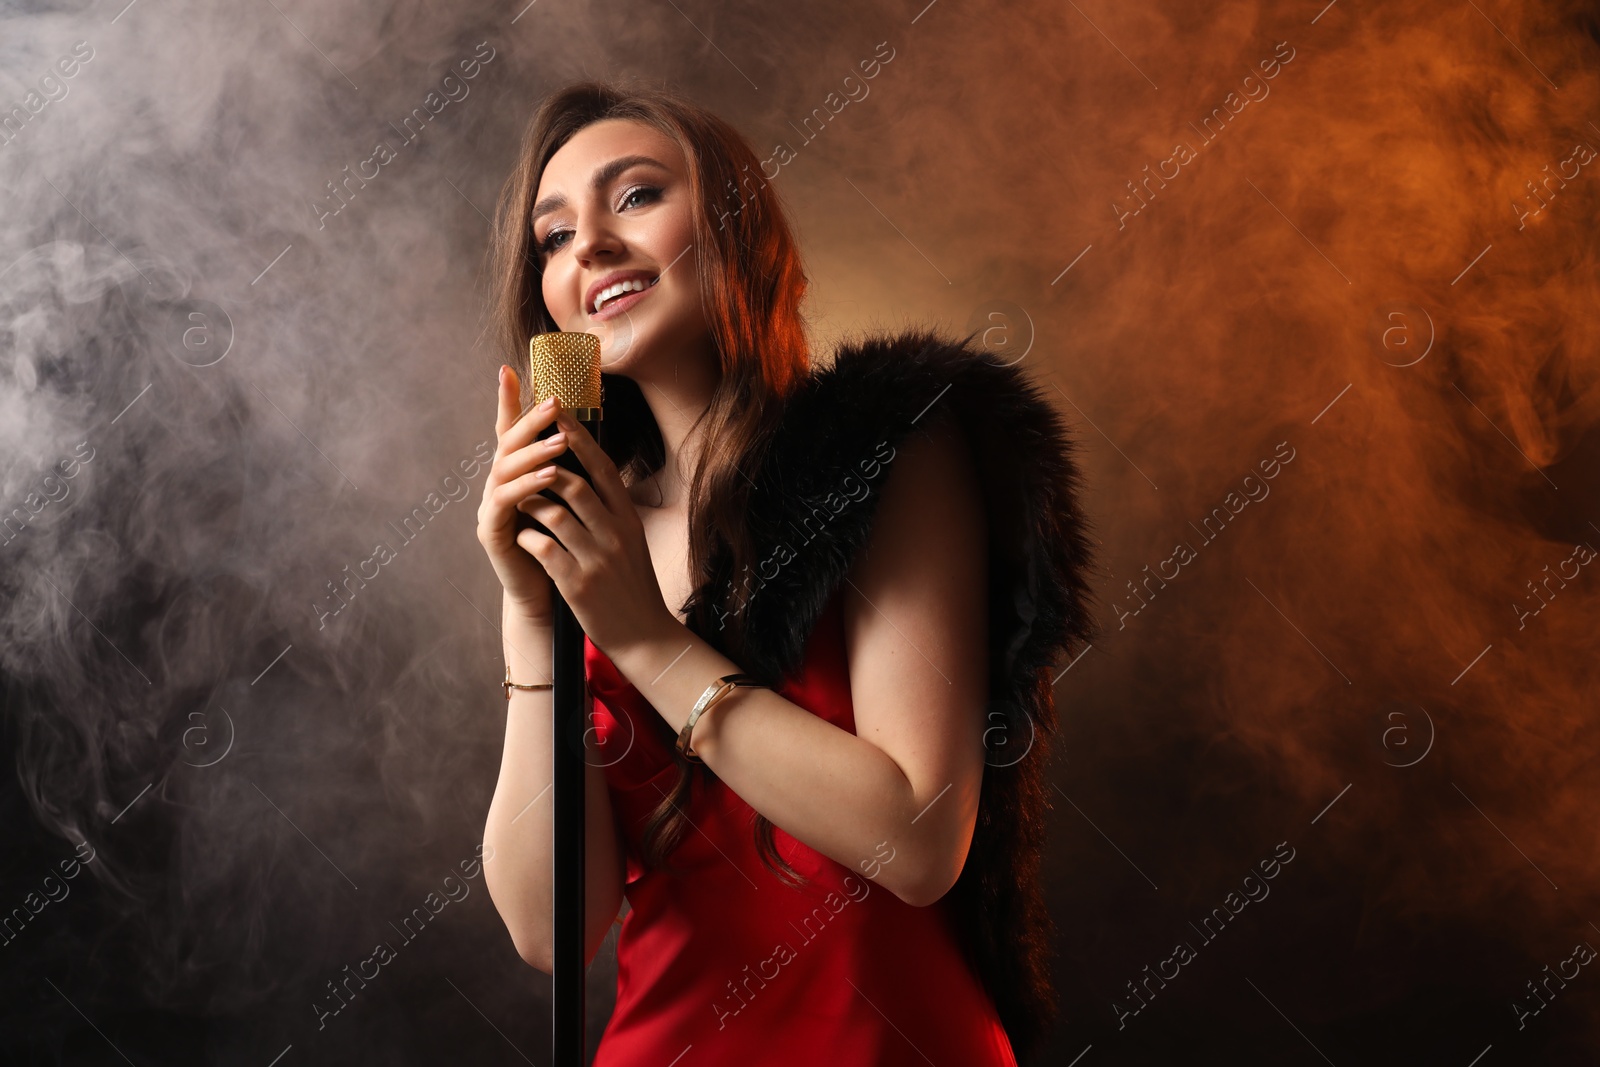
[{"xmin": 683, "ymin": 327, "xmax": 1098, "ymax": 1061}]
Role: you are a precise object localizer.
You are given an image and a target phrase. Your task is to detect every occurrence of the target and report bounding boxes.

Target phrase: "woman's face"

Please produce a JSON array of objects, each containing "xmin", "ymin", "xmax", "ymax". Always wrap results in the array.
[{"xmin": 531, "ymin": 118, "xmax": 707, "ymax": 372}]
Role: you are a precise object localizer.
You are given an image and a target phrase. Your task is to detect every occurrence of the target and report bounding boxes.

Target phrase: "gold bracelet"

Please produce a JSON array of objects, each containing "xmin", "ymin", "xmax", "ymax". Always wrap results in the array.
[
  {"xmin": 503, "ymin": 663, "xmax": 554, "ymax": 699},
  {"xmin": 676, "ymin": 673, "xmax": 764, "ymax": 763}
]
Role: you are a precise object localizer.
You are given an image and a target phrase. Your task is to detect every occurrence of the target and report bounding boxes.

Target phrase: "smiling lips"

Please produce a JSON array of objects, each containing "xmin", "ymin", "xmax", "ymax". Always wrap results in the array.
[{"xmin": 589, "ymin": 274, "xmax": 659, "ymax": 317}]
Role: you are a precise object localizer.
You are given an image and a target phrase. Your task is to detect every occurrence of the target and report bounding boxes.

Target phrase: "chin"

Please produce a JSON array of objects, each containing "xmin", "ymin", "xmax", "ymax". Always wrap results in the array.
[
  {"xmin": 596, "ymin": 323, "xmax": 650, "ymax": 372},
  {"xmin": 599, "ymin": 316, "xmax": 700, "ymax": 375}
]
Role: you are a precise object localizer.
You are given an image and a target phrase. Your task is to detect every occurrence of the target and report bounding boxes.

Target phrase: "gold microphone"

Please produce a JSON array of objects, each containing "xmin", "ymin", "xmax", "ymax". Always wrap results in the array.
[
  {"xmin": 519, "ymin": 330, "xmax": 603, "ymax": 540},
  {"xmin": 532, "ymin": 328, "xmax": 606, "ymax": 1064},
  {"xmin": 527, "ymin": 330, "xmax": 603, "ymax": 422}
]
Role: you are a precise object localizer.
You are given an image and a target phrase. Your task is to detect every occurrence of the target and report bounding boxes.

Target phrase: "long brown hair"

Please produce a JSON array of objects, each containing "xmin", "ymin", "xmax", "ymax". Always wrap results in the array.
[{"xmin": 482, "ymin": 80, "xmax": 812, "ymax": 885}]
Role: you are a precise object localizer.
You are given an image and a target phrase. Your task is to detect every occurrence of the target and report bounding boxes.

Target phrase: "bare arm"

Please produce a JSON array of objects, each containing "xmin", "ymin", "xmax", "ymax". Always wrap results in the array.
[
  {"xmin": 482, "ymin": 600, "xmax": 626, "ymax": 971},
  {"xmin": 602, "ymin": 413, "xmax": 989, "ymax": 906}
]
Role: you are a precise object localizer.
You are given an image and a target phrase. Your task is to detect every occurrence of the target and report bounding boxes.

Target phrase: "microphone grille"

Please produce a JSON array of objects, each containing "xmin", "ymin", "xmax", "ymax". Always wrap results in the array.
[{"xmin": 528, "ymin": 331, "xmax": 602, "ymax": 408}]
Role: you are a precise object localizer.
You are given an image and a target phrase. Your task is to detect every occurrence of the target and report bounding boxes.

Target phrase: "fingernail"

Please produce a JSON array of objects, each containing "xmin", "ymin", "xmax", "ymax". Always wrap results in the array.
[
  {"xmin": 539, "ymin": 396, "xmax": 555, "ymax": 411},
  {"xmin": 547, "ymin": 431, "xmax": 566, "ymax": 446}
]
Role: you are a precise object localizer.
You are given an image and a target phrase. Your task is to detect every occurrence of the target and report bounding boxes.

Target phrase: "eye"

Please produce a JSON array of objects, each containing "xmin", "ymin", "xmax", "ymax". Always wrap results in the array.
[
  {"xmin": 619, "ymin": 184, "xmax": 662, "ymax": 210},
  {"xmin": 535, "ymin": 186, "xmax": 662, "ymax": 256},
  {"xmin": 536, "ymin": 226, "xmax": 570, "ymax": 256}
]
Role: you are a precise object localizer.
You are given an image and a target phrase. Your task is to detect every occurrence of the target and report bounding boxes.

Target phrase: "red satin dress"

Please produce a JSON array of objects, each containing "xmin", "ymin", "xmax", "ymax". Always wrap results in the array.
[{"xmin": 583, "ymin": 586, "xmax": 1017, "ymax": 1066}]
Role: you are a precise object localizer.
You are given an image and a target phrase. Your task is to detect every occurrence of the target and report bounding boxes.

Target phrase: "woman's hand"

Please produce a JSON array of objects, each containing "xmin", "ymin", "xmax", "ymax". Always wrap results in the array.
[
  {"xmin": 477, "ymin": 365, "xmax": 569, "ymax": 623},
  {"xmin": 511, "ymin": 387, "xmax": 679, "ymax": 658}
]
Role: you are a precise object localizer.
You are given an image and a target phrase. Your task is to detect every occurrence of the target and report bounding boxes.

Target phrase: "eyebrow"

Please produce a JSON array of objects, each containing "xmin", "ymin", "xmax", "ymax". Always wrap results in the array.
[{"xmin": 530, "ymin": 155, "xmax": 670, "ymax": 228}]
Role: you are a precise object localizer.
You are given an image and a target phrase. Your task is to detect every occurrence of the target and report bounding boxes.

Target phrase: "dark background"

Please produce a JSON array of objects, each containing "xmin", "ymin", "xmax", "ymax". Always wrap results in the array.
[{"xmin": 2, "ymin": 0, "xmax": 1598, "ymax": 1063}]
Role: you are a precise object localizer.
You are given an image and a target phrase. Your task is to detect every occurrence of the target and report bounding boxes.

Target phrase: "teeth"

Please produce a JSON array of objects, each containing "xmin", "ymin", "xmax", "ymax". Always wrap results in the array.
[{"xmin": 593, "ymin": 276, "xmax": 657, "ymax": 314}]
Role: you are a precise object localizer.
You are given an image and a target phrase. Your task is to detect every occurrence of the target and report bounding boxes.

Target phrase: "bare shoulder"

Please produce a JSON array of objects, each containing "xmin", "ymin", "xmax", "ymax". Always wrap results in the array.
[
  {"xmin": 840, "ymin": 406, "xmax": 988, "ymax": 779},
  {"xmin": 842, "ymin": 408, "xmax": 987, "ymax": 630}
]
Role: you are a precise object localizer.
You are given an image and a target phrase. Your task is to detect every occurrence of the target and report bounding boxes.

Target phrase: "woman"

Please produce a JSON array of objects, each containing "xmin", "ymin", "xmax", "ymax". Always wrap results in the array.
[{"xmin": 476, "ymin": 81, "xmax": 1095, "ymax": 1065}]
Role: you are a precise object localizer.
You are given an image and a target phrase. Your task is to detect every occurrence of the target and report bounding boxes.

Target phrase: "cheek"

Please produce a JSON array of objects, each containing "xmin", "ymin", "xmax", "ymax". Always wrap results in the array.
[
  {"xmin": 642, "ymin": 193, "xmax": 698, "ymax": 268},
  {"xmin": 542, "ymin": 265, "xmax": 573, "ymax": 322},
  {"xmin": 654, "ymin": 263, "xmax": 703, "ymax": 333},
  {"xmin": 666, "ymin": 221, "xmax": 698, "ymax": 264},
  {"xmin": 663, "ymin": 223, "xmax": 702, "ymax": 289}
]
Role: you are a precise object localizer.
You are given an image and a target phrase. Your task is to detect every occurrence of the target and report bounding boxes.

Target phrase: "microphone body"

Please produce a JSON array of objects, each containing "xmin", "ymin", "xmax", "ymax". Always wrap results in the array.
[{"xmin": 523, "ymin": 331, "xmax": 603, "ymax": 1067}]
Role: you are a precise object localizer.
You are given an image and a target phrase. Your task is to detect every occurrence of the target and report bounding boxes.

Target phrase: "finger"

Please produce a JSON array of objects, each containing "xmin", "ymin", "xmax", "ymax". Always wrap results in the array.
[
  {"xmin": 516, "ymin": 525, "xmax": 575, "ymax": 581},
  {"xmin": 496, "ymin": 464, "xmax": 560, "ymax": 507},
  {"xmin": 483, "ymin": 428, "xmax": 564, "ymax": 538},
  {"xmin": 497, "ymin": 430, "xmax": 571, "ymax": 485},
  {"xmin": 552, "ymin": 408, "xmax": 633, "ymax": 516},
  {"xmin": 499, "ymin": 393, "xmax": 563, "ymax": 456},
  {"xmin": 516, "ymin": 491, "xmax": 598, "ymax": 559},
  {"xmin": 494, "ymin": 364, "xmax": 558, "ymax": 457},
  {"xmin": 495, "ymin": 364, "xmax": 518, "ymax": 439},
  {"xmin": 519, "ymin": 467, "xmax": 614, "ymax": 544}
]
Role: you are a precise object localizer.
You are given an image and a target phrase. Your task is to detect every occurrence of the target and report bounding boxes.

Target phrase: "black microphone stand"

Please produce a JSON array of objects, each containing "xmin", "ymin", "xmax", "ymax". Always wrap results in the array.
[
  {"xmin": 540, "ymin": 406, "xmax": 601, "ymax": 1067},
  {"xmin": 523, "ymin": 331, "xmax": 604, "ymax": 1066}
]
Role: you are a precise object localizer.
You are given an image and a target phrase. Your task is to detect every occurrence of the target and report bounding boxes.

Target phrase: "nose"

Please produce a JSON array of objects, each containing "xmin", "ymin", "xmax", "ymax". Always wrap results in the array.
[{"xmin": 570, "ymin": 204, "xmax": 624, "ymax": 265}]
